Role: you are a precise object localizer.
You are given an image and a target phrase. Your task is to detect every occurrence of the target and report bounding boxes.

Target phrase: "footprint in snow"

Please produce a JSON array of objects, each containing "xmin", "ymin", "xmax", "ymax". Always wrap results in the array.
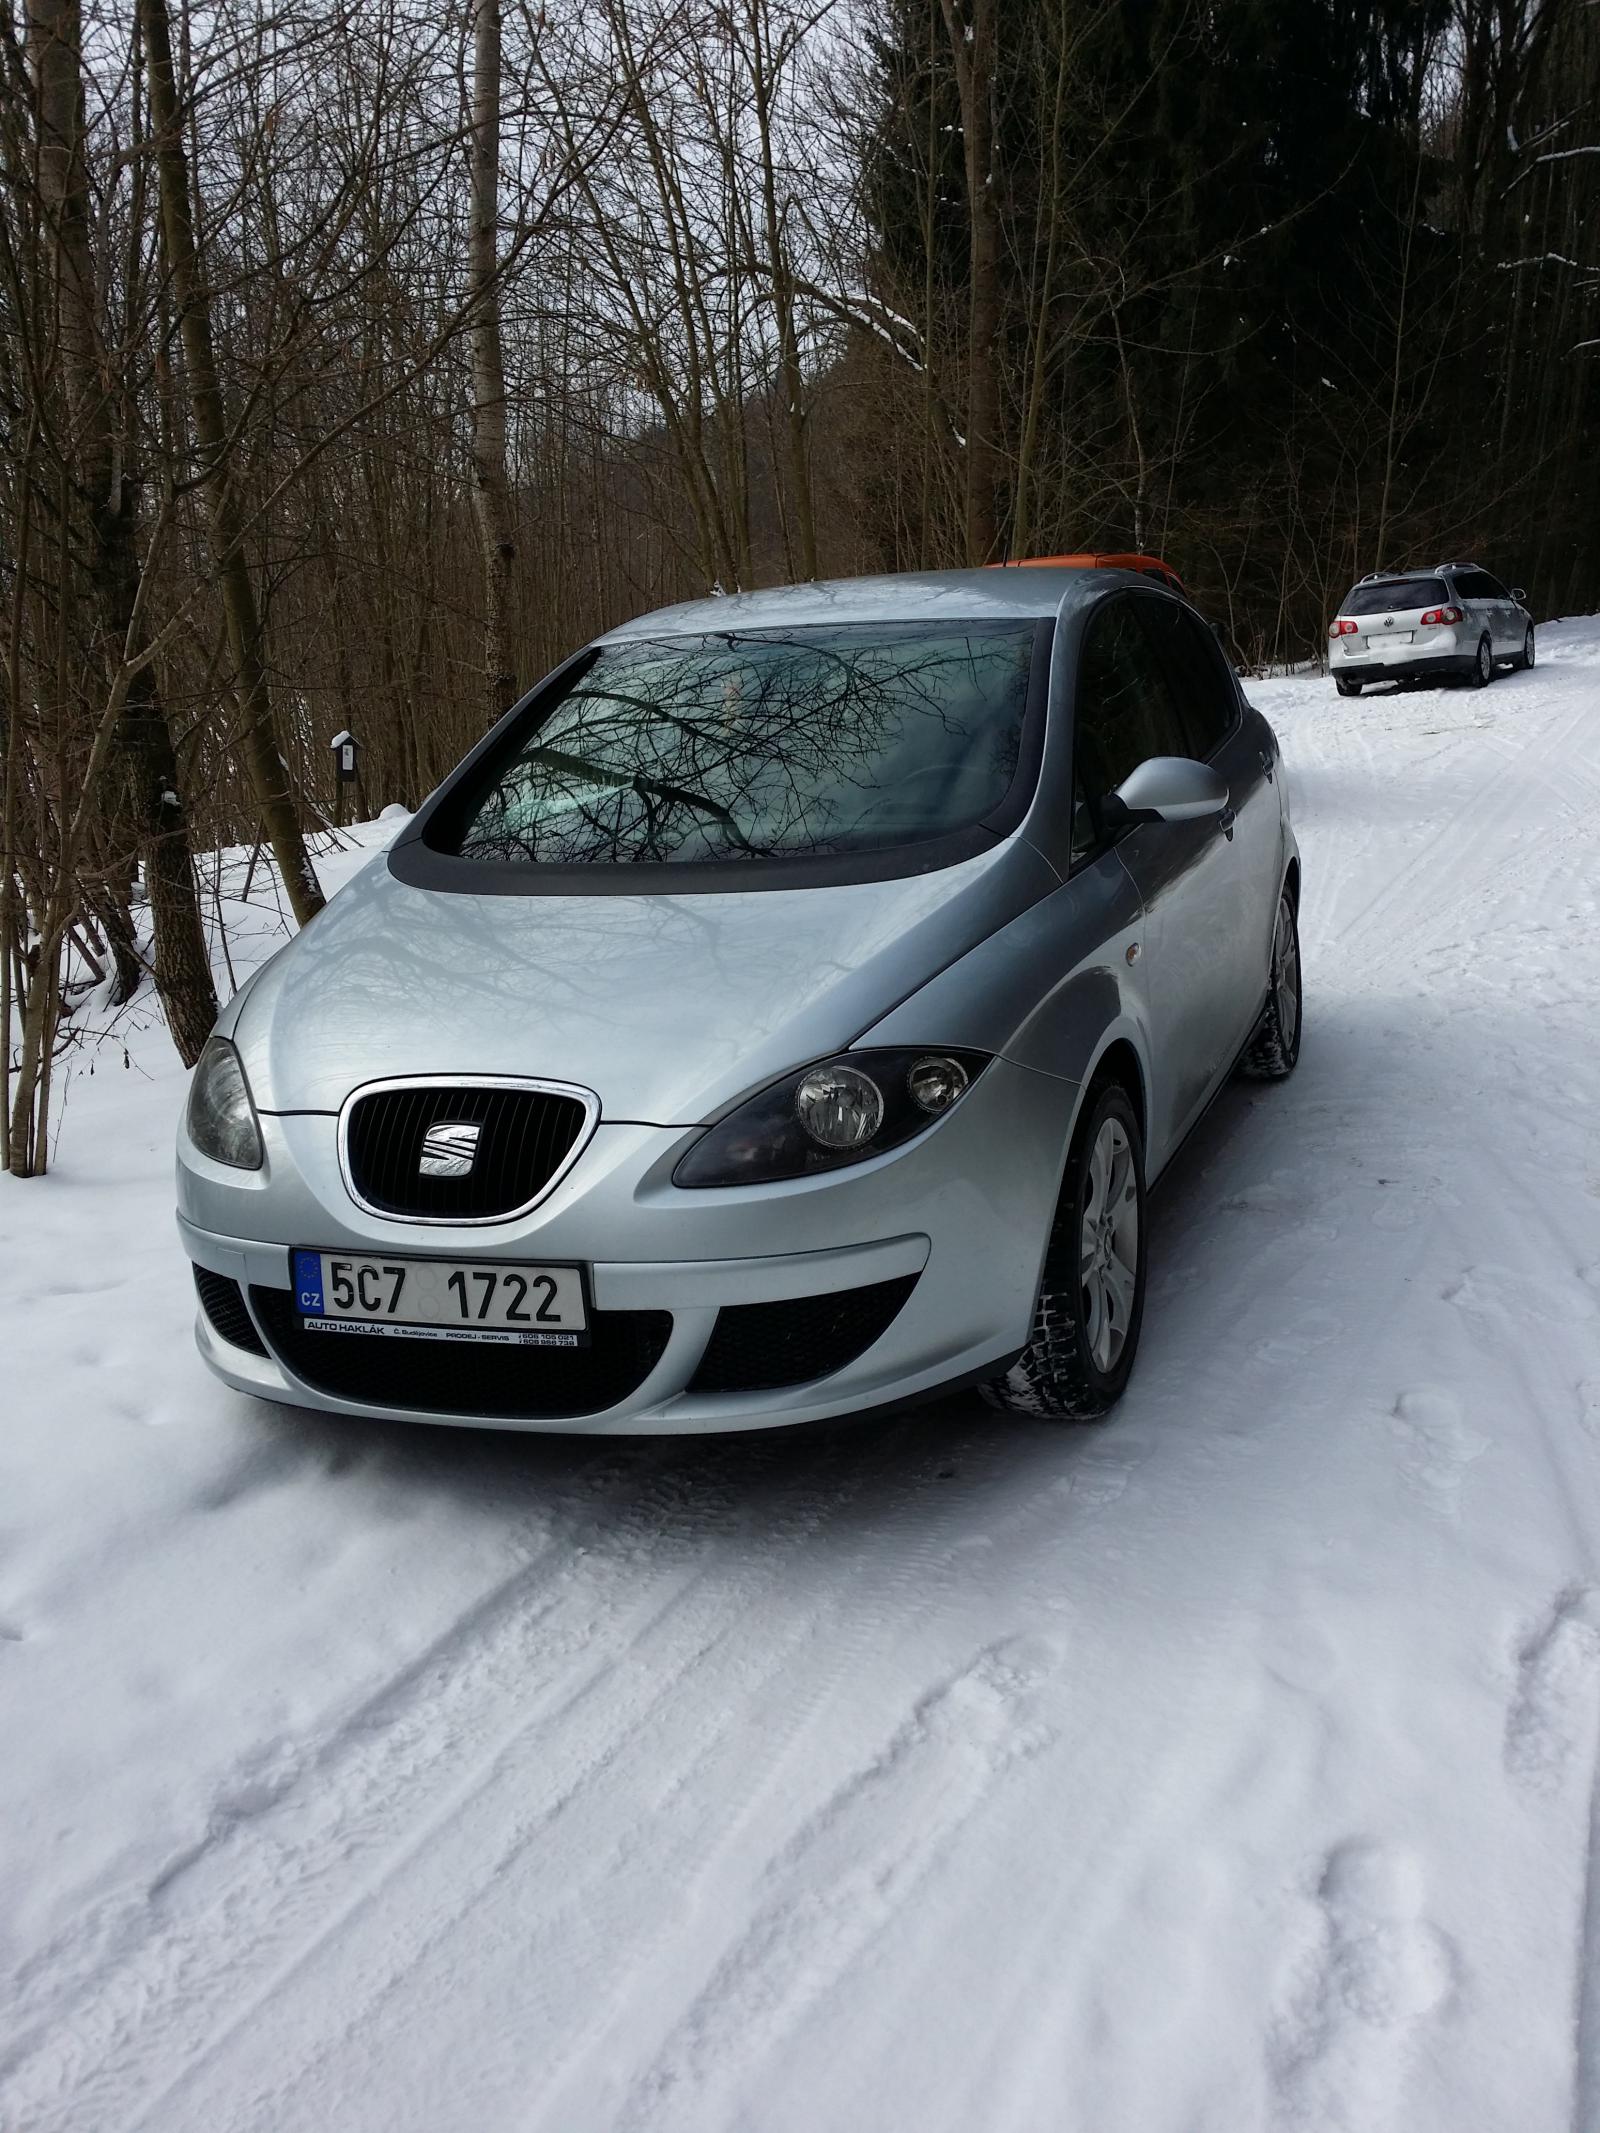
[
  {"xmin": 1505, "ymin": 1585, "xmax": 1600, "ymax": 1796},
  {"xmin": 1252, "ymin": 1308, "xmax": 1343, "ymax": 1366},
  {"xmin": 1443, "ymin": 1263, "xmax": 1598, "ymax": 1331},
  {"xmin": 1261, "ymin": 1612, "xmax": 1342, "ymax": 1695},
  {"xmin": 1387, "ymin": 1388, "xmax": 1489, "ymax": 1521},
  {"xmin": 1055, "ymin": 1450, "xmax": 1139, "ymax": 1513},
  {"xmin": 1269, "ymin": 1839, "xmax": 1453, "ymax": 2130}
]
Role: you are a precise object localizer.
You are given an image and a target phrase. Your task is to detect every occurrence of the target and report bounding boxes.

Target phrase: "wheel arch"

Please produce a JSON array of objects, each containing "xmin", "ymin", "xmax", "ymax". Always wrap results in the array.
[{"xmin": 1078, "ymin": 1032, "xmax": 1149, "ymax": 1152}]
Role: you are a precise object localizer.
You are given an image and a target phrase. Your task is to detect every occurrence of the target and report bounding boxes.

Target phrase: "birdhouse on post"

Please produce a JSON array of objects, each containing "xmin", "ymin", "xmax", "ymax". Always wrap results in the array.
[{"xmin": 329, "ymin": 729, "xmax": 364, "ymax": 826}]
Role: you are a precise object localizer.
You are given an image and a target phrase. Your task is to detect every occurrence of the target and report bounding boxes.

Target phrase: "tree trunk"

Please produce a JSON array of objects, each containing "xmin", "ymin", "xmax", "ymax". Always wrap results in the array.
[
  {"xmin": 27, "ymin": 0, "xmax": 218, "ymax": 1063},
  {"xmin": 746, "ymin": 0, "xmax": 817, "ymax": 580},
  {"xmin": 941, "ymin": 0, "xmax": 1002, "ymax": 564},
  {"xmin": 137, "ymin": 0, "xmax": 325, "ymax": 923},
  {"xmin": 468, "ymin": 0, "xmax": 518, "ymax": 725}
]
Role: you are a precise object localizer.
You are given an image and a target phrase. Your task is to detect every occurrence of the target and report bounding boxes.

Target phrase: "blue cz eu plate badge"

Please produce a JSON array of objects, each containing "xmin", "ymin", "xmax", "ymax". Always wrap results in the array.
[{"xmin": 292, "ymin": 1249, "xmax": 325, "ymax": 1316}]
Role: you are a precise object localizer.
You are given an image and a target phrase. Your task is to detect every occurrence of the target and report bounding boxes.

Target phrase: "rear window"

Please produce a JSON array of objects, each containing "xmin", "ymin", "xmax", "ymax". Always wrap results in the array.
[
  {"xmin": 1340, "ymin": 578, "xmax": 1448, "ymax": 616},
  {"xmin": 438, "ymin": 623, "xmax": 1039, "ymax": 868}
]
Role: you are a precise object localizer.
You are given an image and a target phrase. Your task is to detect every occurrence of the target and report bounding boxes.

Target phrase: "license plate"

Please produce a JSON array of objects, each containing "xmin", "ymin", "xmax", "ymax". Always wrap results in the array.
[
  {"xmin": 291, "ymin": 1249, "xmax": 588, "ymax": 1347},
  {"xmin": 1364, "ymin": 631, "xmax": 1413, "ymax": 649}
]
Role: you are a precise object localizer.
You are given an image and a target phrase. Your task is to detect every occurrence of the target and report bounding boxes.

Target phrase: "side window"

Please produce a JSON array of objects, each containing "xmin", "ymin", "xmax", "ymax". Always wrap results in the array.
[
  {"xmin": 1071, "ymin": 598, "xmax": 1189, "ymax": 862},
  {"xmin": 1457, "ymin": 571, "xmax": 1500, "ymax": 603},
  {"xmin": 1136, "ymin": 598, "xmax": 1237, "ymax": 758},
  {"xmin": 1478, "ymin": 573, "xmax": 1509, "ymax": 601}
]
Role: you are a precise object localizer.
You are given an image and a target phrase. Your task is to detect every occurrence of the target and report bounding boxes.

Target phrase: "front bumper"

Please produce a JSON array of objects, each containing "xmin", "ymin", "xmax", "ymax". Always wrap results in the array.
[{"xmin": 177, "ymin": 1056, "xmax": 1070, "ymax": 1433}]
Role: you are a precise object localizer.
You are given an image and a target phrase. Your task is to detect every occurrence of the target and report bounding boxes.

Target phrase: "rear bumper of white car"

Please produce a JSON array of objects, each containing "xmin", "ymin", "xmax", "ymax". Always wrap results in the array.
[
  {"xmin": 1334, "ymin": 629, "xmax": 1472, "ymax": 686},
  {"xmin": 177, "ymin": 1055, "xmax": 1069, "ymax": 1433}
]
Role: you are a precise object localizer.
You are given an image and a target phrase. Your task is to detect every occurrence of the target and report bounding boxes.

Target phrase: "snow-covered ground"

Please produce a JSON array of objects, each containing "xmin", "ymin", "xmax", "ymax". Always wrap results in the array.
[{"xmin": 4, "ymin": 621, "xmax": 1600, "ymax": 2133}]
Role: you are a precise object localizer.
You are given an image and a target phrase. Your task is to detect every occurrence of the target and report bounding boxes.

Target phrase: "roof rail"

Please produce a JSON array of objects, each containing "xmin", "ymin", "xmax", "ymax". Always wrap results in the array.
[{"xmin": 1434, "ymin": 561, "xmax": 1476, "ymax": 572}]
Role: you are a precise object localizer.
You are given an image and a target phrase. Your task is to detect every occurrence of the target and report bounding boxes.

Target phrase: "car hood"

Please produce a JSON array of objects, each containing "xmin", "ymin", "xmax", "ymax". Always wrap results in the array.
[{"xmin": 228, "ymin": 840, "xmax": 1058, "ymax": 1122}]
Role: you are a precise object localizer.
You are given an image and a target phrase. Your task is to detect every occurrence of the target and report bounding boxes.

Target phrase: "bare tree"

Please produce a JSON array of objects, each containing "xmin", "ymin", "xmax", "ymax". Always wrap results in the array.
[
  {"xmin": 137, "ymin": 0, "xmax": 325, "ymax": 927},
  {"xmin": 468, "ymin": 0, "xmax": 519, "ymax": 725},
  {"xmin": 938, "ymin": 0, "xmax": 1000, "ymax": 564},
  {"xmin": 25, "ymin": 0, "xmax": 218, "ymax": 1061}
]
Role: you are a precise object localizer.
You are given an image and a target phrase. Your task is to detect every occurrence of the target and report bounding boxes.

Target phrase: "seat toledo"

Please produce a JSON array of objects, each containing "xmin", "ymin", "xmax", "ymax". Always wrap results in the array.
[{"xmin": 179, "ymin": 568, "xmax": 1302, "ymax": 1432}]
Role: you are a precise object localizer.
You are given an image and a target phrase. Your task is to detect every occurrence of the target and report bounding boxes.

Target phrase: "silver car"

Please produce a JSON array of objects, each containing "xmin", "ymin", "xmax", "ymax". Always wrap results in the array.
[
  {"xmin": 1328, "ymin": 562, "xmax": 1534, "ymax": 695},
  {"xmin": 178, "ymin": 568, "xmax": 1303, "ymax": 1434}
]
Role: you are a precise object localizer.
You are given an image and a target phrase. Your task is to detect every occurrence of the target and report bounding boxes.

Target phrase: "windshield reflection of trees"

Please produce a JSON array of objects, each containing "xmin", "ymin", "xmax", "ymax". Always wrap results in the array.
[{"xmin": 454, "ymin": 628, "xmax": 1032, "ymax": 865}]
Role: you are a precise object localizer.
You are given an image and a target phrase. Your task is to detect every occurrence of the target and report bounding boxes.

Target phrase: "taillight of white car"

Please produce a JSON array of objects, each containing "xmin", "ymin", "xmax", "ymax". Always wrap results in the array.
[{"xmin": 1419, "ymin": 605, "xmax": 1462, "ymax": 626}]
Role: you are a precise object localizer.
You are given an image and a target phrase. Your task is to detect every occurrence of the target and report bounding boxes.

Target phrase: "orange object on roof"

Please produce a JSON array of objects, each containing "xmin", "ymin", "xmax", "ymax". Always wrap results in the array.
[{"xmin": 989, "ymin": 552, "xmax": 1186, "ymax": 594}]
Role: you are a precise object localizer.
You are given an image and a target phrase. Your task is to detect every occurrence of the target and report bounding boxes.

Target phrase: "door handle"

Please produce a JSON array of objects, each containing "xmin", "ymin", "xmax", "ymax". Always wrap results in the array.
[
  {"xmin": 1258, "ymin": 749, "xmax": 1275, "ymax": 783},
  {"xmin": 1218, "ymin": 805, "xmax": 1236, "ymax": 841}
]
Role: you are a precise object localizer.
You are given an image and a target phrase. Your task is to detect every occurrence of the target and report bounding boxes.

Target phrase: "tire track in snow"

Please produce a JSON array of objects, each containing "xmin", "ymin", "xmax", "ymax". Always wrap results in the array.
[
  {"xmin": 128, "ymin": 1431, "xmax": 925, "ymax": 2133},
  {"xmin": 515, "ymin": 1438, "xmax": 1148, "ymax": 2133},
  {"xmin": 614, "ymin": 1634, "xmax": 1062, "ymax": 2133},
  {"xmin": 145, "ymin": 1424, "xmax": 1120, "ymax": 2133},
  {"xmin": 1320, "ymin": 689, "xmax": 1592, "ymax": 981},
  {"xmin": 63, "ymin": 1418, "xmax": 1069, "ymax": 2133},
  {"xmin": 0, "ymin": 1438, "xmax": 794, "ymax": 2132},
  {"xmin": 1, "ymin": 1440, "xmax": 653, "ymax": 2010}
]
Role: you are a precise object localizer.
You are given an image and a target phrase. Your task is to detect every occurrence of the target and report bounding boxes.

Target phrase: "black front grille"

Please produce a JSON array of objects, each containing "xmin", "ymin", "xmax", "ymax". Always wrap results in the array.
[
  {"xmin": 688, "ymin": 1275, "xmax": 919, "ymax": 1395},
  {"xmin": 344, "ymin": 1083, "xmax": 590, "ymax": 1221},
  {"xmin": 194, "ymin": 1266, "xmax": 268, "ymax": 1357},
  {"xmin": 250, "ymin": 1288, "xmax": 672, "ymax": 1420}
]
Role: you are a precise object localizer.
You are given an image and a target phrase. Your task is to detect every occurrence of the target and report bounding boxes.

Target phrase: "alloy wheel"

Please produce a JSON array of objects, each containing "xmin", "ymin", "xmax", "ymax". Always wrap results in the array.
[
  {"xmin": 1079, "ymin": 1117, "xmax": 1140, "ymax": 1373},
  {"xmin": 1272, "ymin": 892, "xmax": 1301, "ymax": 1050}
]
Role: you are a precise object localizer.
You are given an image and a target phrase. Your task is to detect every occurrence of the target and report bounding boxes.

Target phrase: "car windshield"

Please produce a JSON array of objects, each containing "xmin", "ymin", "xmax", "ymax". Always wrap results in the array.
[
  {"xmin": 442, "ymin": 623, "xmax": 1038, "ymax": 867},
  {"xmin": 1340, "ymin": 577, "xmax": 1448, "ymax": 615}
]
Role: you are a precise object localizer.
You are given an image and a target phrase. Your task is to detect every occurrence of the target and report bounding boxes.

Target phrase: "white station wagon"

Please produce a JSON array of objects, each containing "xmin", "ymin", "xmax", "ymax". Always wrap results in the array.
[{"xmin": 1329, "ymin": 564, "xmax": 1533, "ymax": 695}]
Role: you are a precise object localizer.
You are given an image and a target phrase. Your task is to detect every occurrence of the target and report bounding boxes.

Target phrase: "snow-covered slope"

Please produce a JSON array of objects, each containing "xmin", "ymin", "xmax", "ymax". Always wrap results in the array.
[{"xmin": 4, "ymin": 623, "xmax": 1600, "ymax": 2133}]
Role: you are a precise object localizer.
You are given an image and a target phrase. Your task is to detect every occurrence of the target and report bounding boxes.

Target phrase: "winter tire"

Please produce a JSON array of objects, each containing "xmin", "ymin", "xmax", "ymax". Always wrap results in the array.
[
  {"xmin": 1466, "ymin": 634, "xmax": 1493, "ymax": 688},
  {"xmin": 1241, "ymin": 887, "xmax": 1302, "ymax": 1080},
  {"xmin": 1514, "ymin": 624, "xmax": 1535, "ymax": 671},
  {"xmin": 1335, "ymin": 678, "xmax": 1362, "ymax": 697},
  {"xmin": 980, "ymin": 1081, "xmax": 1147, "ymax": 1423}
]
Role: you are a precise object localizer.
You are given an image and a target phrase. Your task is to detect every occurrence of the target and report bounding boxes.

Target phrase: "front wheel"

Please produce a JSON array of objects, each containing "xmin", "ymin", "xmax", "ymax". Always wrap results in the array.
[
  {"xmin": 1514, "ymin": 624, "xmax": 1535, "ymax": 671},
  {"xmin": 1241, "ymin": 888, "xmax": 1302, "ymax": 1080},
  {"xmin": 980, "ymin": 1082, "xmax": 1147, "ymax": 1423}
]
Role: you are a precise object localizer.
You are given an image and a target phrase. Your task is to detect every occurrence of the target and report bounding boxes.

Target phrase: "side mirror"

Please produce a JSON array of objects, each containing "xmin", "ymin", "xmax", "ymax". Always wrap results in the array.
[
  {"xmin": 1104, "ymin": 755, "xmax": 1229, "ymax": 827},
  {"xmin": 1511, "ymin": 586, "xmax": 1526, "ymax": 604}
]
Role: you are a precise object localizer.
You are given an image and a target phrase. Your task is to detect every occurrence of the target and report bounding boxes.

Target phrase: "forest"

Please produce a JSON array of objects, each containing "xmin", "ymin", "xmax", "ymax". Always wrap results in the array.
[{"xmin": 3, "ymin": 0, "xmax": 1598, "ymax": 1169}]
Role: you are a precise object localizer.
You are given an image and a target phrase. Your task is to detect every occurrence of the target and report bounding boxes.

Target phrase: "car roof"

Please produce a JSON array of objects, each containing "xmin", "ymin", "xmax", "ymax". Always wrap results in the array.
[
  {"xmin": 1350, "ymin": 566, "xmax": 1462, "ymax": 588},
  {"xmin": 597, "ymin": 567, "xmax": 1123, "ymax": 641},
  {"xmin": 989, "ymin": 550, "xmax": 1184, "ymax": 587}
]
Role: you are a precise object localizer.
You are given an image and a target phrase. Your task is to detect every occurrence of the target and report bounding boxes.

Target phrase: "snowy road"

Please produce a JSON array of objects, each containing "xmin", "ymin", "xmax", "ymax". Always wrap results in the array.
[{"xmin": 5, "ymin": 622, "xmax": 1600, "ymax": 2132}]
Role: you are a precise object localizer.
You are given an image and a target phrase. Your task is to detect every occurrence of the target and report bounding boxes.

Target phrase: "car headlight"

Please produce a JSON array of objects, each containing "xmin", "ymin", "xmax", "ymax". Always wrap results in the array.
[
  {"xmin": 674, "ymin": 1048, "xmax": 988, "ymax": 1188},
  {"xmin": 185, "ymin": 1036, "xmax": 264, "ymax": 1169}
]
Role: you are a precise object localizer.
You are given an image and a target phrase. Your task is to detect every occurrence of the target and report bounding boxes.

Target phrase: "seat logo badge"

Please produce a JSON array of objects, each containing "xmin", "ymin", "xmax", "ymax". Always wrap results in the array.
[{"xmin": 419, "ymin": 1120, "xmax": 481, "ymax": 1178}]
